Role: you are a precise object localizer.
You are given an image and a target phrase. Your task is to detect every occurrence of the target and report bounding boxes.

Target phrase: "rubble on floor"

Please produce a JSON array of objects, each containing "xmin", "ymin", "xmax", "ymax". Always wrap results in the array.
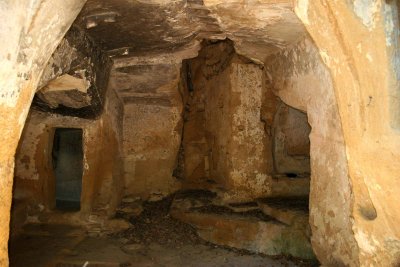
[
  {"xmin": 113, "ymin": 195, "xmax": 201, "ymax": 247},
  {"xmin": 10, "ymin": 198, "xmax": 318, "ymax": 267}
]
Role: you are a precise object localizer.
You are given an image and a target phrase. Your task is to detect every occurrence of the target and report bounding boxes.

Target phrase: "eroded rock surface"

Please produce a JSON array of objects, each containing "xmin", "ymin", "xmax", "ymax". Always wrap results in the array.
[
  {"xmin": 3, "ymin": 1, "xmax": 400, "ymax": 266},
  {"xmin": 170, "ymin": 191, "xmax": 315, "ymax": 260},
  {"xmin": 265, "ymin": 37, "xmax": 359, "ymax": 266},
  {"xmin": 35, "ymin": 26, "xmax": 112, "ymax": 118},
  {"xmin": 109, "ymin": 62, "xmax": 183, "ymax": 199}
]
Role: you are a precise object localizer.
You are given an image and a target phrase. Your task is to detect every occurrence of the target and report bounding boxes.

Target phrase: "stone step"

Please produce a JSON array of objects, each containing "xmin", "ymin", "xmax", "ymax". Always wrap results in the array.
[
  {"xmin": 170, "ymin": 193, "xmax": 315, "ymax": 260},
  {"xmin": 257, "ymin": 197, "xmax": 309, "ymax": 226},
  {"xmin": 269, "ymin": 176, "xmax": 310, "ymax": 197},
  {"xmin": 227, "ymin": 202, "xmax": 260, "ymax": 213}
]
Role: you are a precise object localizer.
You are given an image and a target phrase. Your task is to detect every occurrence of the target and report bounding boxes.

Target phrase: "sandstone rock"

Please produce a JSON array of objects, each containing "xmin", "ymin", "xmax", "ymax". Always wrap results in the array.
[
  {"xmin": 181, "ymin": 41, "xmax": 272, "ymax": 202},
  {"xmin": 4, "ymin": 0, "xmax": 400, "ymax": 266},
  {"xmin": 111, "ymin": 63, "xmax": 184, "ymax": 200},
  {"xmin": 172, "ymin": 207, "xmax": 314, "ymax": 259},
  {"xmin": 117, "ymin": 206, "xmax": 143, "ymax": 217},
  {"xmin": 117, "ymin": 199, "xmax": 144, "ymax": 217},
  {"xmin": 272, "ymin": 102, "xmax": 311, "ymax": 175},
  {"xmin": 37, "ymin": 74, "xmax": 92, "ymax": 109},
  {"xmin": 269, "ymin": 176, "xmax": 310, "ymax": 198},
  {"xmin": 170, "ymin": 195, "xmax": 315, "ymax": 259},
  {"xmin": 121, "ymin": 243, "xmax": 145, "ymax": 254},
  {"xmin": 257, "ymin": 197, "xmax": 309, "ymax": 226},
  {"xmin": 104, "ymin": 219, "xmax": 131, "ymax": 232},
  {"xmin": 226, "ymin": 202, "xmax": 260, "ymax": 213},
  {"xmin": 121, "ymin": 197, "xmax": 141, "ymax": 204}
]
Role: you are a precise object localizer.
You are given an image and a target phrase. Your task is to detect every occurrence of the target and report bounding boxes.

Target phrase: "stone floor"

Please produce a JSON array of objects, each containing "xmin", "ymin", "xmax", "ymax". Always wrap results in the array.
[
  {"xmin": 9, "ymin": 194, "xmax": 317, "ymax": 267},
  {"xmin": 9, "ymin": 224, "xmax": 315, "ymax": 267}
]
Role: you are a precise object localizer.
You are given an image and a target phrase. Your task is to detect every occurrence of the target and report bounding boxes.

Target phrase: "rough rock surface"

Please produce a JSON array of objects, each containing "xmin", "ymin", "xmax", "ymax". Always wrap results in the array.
[
  {"xmin": 109, "ymin": 62, "xmax": 184, "ymax": 200},
  {"xmin": 170, "ymin": 191, "xmax": 315, "ymax": 259},
  {"xmin": 9, "ymin": 213, "xmax": 315, "ymax": 267},
  {"xmin": 2, "ymin": 0, "xmax": 400, "ymax": 266},
  {"xmin": 181, "ymin": 41, "xmax": 311, "ymax": 201},
  {"xmin": 0, "ymin": 1, "xmax": 86, "ymax": 265},
  {"xmin": 182, "ymin": 41, "xmax": 271, "ymax": 201},
  {"xmin": 35, "ymin": 26, "xmax": 113, "ymax": 118},
  {"xmin": 13, "ymin": 85, "xmax": 124, "ymax": 229},
  {"xmin": 294, "ymin": 1, "xmax": 400, "ymax": 265},
  {"xmin": 272, "ymin": 102, "xmax": 311, "ymax": 175},
  {"xmin": 37, "ymin": 74, "xmax": 91, "ymax": 109},
  {"xmin": 265, "ymin": 37, "xmax": 359, "ymax": 266},
  {"xmin": 75, "ymin": 0, "xmax": 305, "ymax": 61}
]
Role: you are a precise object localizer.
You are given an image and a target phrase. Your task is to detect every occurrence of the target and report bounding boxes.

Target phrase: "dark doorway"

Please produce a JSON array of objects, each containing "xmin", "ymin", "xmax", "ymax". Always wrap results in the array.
[{"xmin": 52, "ymin": 128, "xmax": 83, "ymax": 211}]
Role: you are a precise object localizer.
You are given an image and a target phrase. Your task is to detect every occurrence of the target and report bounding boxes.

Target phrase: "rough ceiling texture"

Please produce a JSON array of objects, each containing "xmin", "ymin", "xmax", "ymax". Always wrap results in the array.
[{"xmin": 75, "ymin": 0, "xmax": 306, "ymax": 62}]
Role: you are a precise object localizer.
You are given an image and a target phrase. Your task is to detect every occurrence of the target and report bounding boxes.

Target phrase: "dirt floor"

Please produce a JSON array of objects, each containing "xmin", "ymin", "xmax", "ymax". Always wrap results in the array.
[{"xmin": 9, "ymin": 197, "xmax": 317, "ymax": 267}]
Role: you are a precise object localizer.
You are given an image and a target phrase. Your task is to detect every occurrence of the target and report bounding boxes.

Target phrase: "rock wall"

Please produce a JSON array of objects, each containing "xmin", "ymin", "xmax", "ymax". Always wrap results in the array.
[
  {"xmin": 181, "ymin": 41, "xmax": 311, "ymax": 201},
  {"xmin": 34, "ymin": 25, "xmax": 113, "ymax": 119},
  {"xmin": 294, "ymin": 1, "xmax": 400, "ymax": 266},
  {"xmin": 265, "ymin": 37, "xmax": 359, "ymax": 266},
  {"xmin": 109, "ymin": 63, "xmax": 183, "ymax": 200},
  {"xmin": 1, "ymin": 1, "xmax": 399, "ymax": 266},
  {"xmin": 225, "ymin": 62, "xmax": 270, "ymax": 200},
  {"xmin": 13, "ymin": 86, "xmax": 124, "ymax": 229},
  {"xmin": 182, "ymin": 41, "xmax": 272, "ymax": 201},
  {"xmin": 182, "ymin": 41, "xmax": 235, "ymax": 190},
  {"xmin": 0, "ymin": 1, "xmax": 86, "ymax": 265}
]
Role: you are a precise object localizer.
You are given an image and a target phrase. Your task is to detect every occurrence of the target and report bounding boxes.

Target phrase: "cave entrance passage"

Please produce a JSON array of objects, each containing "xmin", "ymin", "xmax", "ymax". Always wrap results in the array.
[{"xmin": 52, "ymin": 128, "xmax": 83, "ymax": 211}]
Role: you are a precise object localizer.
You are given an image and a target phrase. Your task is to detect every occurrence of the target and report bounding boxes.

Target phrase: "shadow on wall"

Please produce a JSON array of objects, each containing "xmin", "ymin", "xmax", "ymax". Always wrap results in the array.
[{"xmin": 272, "ymin": 101, "xmax": 311, "ymax": 177}]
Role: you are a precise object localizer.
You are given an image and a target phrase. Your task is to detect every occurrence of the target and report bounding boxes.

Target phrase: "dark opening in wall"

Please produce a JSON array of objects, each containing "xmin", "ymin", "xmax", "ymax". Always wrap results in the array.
[
  {"xmin": 272, "ymin": 102, "xmax": 311, "ymax": 177},
  {"xmin": 52, "ymin": 128, "xmax": 83, "ymax": 211},
  {"xmin": 285, "ymin": 173, "xmax": 299, "ymax": 178}
]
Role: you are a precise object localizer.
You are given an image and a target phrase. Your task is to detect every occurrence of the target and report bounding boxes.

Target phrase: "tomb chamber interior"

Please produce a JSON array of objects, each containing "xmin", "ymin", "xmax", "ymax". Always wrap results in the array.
[{"xmin": 6, "ymin": 1, "xmax": 400, "ymax": 267}]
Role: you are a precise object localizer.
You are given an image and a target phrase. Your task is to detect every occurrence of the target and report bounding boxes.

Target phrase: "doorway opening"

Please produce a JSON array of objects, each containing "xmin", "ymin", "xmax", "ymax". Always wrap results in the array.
[
  {"xmin": 52, "ymin": 128, "xmax": 83, "ymax": 211},
  {"xmin": 272, "ymin": 102, "xmax": 311, "ymax": 179}
]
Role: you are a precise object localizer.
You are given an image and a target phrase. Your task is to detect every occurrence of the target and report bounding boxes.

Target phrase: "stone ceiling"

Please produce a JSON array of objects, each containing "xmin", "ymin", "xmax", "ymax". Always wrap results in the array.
[
  {"xmin": 37, "ymin": 0, "xmax": 307, "ymax": 116},
  {"xmin": 75, "ymin": 0, "xmax": 306, "ymax": 63}
]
